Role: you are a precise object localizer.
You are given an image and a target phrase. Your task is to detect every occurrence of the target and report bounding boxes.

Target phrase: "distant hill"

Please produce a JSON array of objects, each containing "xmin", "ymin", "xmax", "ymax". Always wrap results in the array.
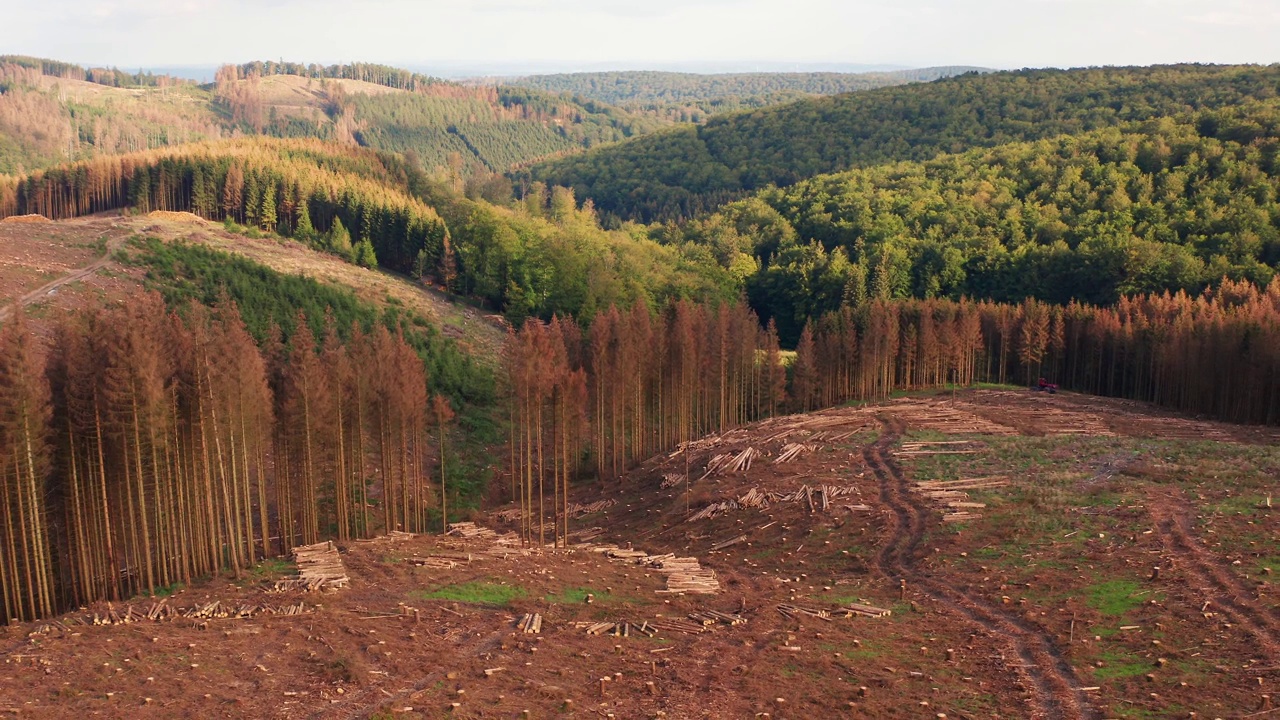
[
  {"xmin": 0, "ymin": 56, "xmax": 663, "ymax": 176},
  {"xmin": 527, "ymin": 64, "xmax": 1280, "ymax": 223},
  {"xmin": 679, "ymin": 102, "xmax": 1280, "ymax": 344},
  {"xmin": 503, "ymin": 67, "xmax": 989, "ymax": 120}
]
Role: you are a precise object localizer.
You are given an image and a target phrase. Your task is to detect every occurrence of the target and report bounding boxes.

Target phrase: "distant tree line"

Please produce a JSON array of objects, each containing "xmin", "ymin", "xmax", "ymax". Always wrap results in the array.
[
  {"xmin": 506, "ymin": 67, "xmax": 987, "ymax": 122},
  {"xmin": 0, "ymin": 138, "xmax": 741, "ymax": 324},
  {"xmin": 0, "ymin": 55, "xmax": 195, "ymax": 89}
]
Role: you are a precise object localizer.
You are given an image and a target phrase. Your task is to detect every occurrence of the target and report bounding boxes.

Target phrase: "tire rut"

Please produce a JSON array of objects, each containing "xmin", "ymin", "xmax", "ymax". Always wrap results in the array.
[
  {"xmin": 1148, "ymin": 493, "xmax": 1280, "ymax": 659},
  {"xmin": 864, "ymin": 415, "xmax": 1098, "ymax": 720}
]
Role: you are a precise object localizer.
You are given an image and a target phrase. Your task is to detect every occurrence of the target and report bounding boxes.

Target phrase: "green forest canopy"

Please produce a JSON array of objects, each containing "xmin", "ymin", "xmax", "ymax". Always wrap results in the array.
[
  {"xmin": 674, "ymin": 104, "xmax": 1280, "ymax": 343},
  {"xmin": 529, "ymin": 64, "xmax": 1280, "ymax": 223},
  {"xmin": 503, "ymin": 67, "xmax": 988, "ymax": 121}
]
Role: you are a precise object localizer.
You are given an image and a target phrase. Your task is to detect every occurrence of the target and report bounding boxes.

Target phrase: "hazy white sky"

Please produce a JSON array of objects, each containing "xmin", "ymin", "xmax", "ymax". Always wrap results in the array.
[{"xmin": 3, "ymin": 0, "xmax": 1278, "ymax": 74}]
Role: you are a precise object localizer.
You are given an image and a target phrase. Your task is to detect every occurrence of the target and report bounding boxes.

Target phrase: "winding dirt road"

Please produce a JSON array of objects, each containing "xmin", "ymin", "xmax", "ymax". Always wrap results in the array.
[
  {"xmin": 0, "ymin": 238, "xmax": 123, "ymax": 323},
  {"xmin": 863, "ymin": 415, "xmax": 1099, "ymax": 720}
]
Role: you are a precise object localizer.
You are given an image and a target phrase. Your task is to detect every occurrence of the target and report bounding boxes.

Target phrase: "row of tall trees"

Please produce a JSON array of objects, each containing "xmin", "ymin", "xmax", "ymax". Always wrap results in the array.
[
  {"xmin": 797, "ymin": 282, "xmax": 1279, "ymax": 423},
  {"xmin": 0, "ymin": 139, "xmax": 449, "ymax": 278},
  {"xmin": 503, "ymin": 280, "xmax": 1279, "ymax": 537},
  {"xmin": 0, "ymin": 294, "xmax": 453, "ymax": 623},
  {"xmin": 502, "ymin": 300, "xmax": 775, "ymax": 545}
]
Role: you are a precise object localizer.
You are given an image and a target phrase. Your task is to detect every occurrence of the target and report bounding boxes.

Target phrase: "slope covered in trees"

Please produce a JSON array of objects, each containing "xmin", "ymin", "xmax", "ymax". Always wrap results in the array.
[
  {"xmin": 0, "ymin": 56, "xmax": 662, "ymax": 177},
  {"xmin": 0, "ymin": 137, "xmax": 742, "ymax": 322},
  {"xmin": 671, "ymin": 104, "xmax": 1280, "ymax": 344},
  {"xmin": 504, "ymin": 67, "xmax": 988, "ymax": 121},
  {"xmin": 529, "ymin": 64, "xmax": 1280, "ymax": 222},
  {"xmin": 0, "ymin": 60, "xmax": 221, "ymax": 175},
  {"xmin": 217, "ymin": 63, "xmax": 664, "ymax": 173}
]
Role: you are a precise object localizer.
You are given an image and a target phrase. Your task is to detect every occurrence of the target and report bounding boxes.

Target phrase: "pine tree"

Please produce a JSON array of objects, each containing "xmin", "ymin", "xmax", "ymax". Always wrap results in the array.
[{"xmin": 431, "ymin": 394, "xmax": 454, "ymax": 532}]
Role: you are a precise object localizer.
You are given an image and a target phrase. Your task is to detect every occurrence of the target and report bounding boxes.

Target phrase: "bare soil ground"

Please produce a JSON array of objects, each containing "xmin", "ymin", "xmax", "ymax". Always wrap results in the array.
[
  {"xmin": 2, "ymin": 388, "xmax": 1276, "ymax": 719},
  {"xmin": 0, "ymin": 215, "xmax": 507, "ymax": 360}
]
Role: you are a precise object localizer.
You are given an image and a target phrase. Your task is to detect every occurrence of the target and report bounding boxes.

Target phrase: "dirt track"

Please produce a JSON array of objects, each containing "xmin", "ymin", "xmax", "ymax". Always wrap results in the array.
[
  {"xmin": 865, "ymin": 414, "xmax": 1100, "ymax": 720},
  {"xmin": 1148, "ymin": 490, "xmax": 1280, "ymax": 660}
]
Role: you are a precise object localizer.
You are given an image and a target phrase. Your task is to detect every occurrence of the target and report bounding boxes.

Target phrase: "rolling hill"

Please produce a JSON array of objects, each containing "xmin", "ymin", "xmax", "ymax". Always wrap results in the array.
[
  {"xmin": 501, "ymin": 66, "xmax": 989, "ymax": 121},
  {"xmin": 0, "ymin": 56, "xmax": 663, "ymax": 177},
  {"xmin": 673, "ymin": 103, "xmax": 1280, "ymax": 343},
  {"xmin": 528, "ymin": 63, "xmax": 1280, "ymax": 222},
  {"xmin": 0, "ymin": 136, "xmax": 740, "ymax": 323}
]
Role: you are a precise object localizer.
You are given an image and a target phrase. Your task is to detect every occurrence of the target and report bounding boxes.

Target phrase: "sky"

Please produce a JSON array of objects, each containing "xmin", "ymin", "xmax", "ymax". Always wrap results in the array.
[{"xmin": 3, "ymin": 0, "xmax": 1278, "ymax": 76}]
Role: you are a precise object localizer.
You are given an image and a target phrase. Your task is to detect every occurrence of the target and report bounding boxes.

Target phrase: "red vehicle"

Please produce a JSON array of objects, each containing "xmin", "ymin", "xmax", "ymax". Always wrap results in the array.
[{"xmin": 1032, "ymin": 377, "xmax": 1058, "ymax": 394}]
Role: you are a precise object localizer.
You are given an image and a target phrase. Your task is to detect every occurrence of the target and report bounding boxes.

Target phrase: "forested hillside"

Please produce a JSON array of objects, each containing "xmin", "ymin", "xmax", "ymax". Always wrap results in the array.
[
  {"xmin": 670, "ymin": 104, "xmax": 1280, "ymax": 344},
  {"xmin": 503, "ymin": 67, "xmax": 987, "ymax": 121},
  {"xmin": 0, "ymin": 137, "xmax": 741, "ymax": 322},
  {"xmin": 219, "ymin": 62, "xmax": 664, "ymax": 171},
  {"xmin": 0, "ymin": 56, "xmax": 661, "ymax": 177},
  {"xmin": 530, "ymin": 64, "xmax": 1280, "ymax": 222}
]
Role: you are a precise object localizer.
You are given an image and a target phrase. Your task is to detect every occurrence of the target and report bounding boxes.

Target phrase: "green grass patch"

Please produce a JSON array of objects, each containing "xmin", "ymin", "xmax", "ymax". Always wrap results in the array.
[
  {"xmin": 1086, "ymin": 579, "xmax": 1143, "ymax": 617},
  {"xmin": 411, "ymin": 581, "xmax": 526, "ymax": 606},
  {"xmin": 250, "ymin": 557, "xmax": 295, "ymax": 578},
  {"xmin": 1091, "ymin": 650, "xmax": 1151, "ymax": 680},
  {"xmin": 545, "ymin": 586, "xmax": 611, "ymax": 604},
  {"xmin": 148, "ymin": 581, "xmax": 185, "ymax": 598}
]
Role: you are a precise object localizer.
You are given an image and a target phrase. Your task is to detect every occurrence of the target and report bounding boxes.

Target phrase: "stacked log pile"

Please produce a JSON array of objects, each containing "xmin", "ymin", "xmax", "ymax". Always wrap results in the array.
[
  {"xmin": 773, "ymin": 443, "xmax": 815, "ymax": 464},
  {"xmin": 776, "ymin": 602, "xmax": 890, "ymax": 620},
  {"xmin": 650, "ymin": 555, "xmax": 720, "ymax": 595},
  {"xmin": 699, "ymin": 446, "xmax": 762, "ymax": 480},
  {"xmin": 590, "ymin": 545, "xmax": 721, "ymax": 595},
  {"xmin": 896, "ymin": 440, "xmax": 984, "ymax": 456},
  {"xmin": 911, "ymin": 476, "xmax": 1009, "ymax": 522},
  {"xmin": 492, "ymin": 500, "xmax": 615, "ymax": 525},
  {"xmin": 517, "ymin": 613, "xmax": 543, "ymax": 634},
  {"xmin": 447, "ymin": 521, "xmax": 500, "ymax": 540},
  {"xmin": 887, "ymin": 398, "xmax": 1018, "ymax": 435},
  {"xmin": 29, "ymin": 599, "xmax": 313, "ymax": 633},
  {"xmin": 566, "ymin": 499, "xmax": 616, "ymax": 516},
  {"xmin": 273, "ymin": 541, "xmax": 349, "ymax": 592},
  {"xmin": 660, "ymin": 472, "xmax": 685, "ymax": 489}
]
